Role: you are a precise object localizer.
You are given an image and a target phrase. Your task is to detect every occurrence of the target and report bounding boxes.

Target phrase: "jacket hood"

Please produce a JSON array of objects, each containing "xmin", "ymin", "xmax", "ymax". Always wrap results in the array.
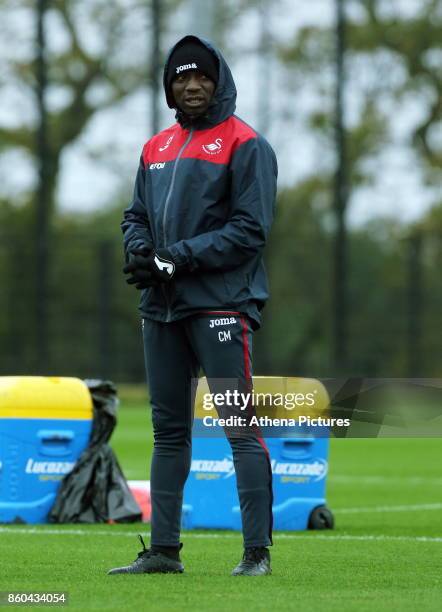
[{"xmin": 163, "ymin": 35, "xmax": 237, "ymax": 129}]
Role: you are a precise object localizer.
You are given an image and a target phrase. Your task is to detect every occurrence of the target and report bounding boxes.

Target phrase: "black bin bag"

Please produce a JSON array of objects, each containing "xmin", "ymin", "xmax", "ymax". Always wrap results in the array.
[{"xmin": 49, "ymin": 380, "xmax": 141, "ymax": 523}]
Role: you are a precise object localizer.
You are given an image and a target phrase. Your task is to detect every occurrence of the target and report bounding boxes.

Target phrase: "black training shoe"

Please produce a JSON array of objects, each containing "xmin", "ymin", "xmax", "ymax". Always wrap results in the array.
[
  {"xmin": 231, "ymin": 547, "xmax": 271, "ymax": 576},
  {"xmin": 107, "ymin": 535, "xmax": 184, "ymax": 575}
]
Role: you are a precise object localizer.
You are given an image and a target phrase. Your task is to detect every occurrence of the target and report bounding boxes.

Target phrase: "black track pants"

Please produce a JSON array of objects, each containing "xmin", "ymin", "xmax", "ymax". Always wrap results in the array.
[{"xmin": 142, "ymin": 311, "xmax": 273, "ymax": 548}]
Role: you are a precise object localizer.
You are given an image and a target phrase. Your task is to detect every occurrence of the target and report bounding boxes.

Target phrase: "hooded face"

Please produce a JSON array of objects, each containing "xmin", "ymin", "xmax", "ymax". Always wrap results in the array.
[
  {"xmin": 171, "ymin": 70, "xmax": 216, "ymax": 117},
  {"xmin": 163, "ymin": 35, "xmax": 237, "ymax": 129}
]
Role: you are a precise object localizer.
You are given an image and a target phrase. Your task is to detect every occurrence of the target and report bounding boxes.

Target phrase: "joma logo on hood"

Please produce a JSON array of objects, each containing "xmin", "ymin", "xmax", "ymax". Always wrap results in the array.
[{"xmin": 176, "ymin": 63, "xmax": 198, "ymax": 74}]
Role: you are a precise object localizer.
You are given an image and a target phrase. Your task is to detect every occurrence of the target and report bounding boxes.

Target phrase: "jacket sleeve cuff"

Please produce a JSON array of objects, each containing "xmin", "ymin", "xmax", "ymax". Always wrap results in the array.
[
  {"xmin": 125, "ymin": 239, "xmax": 153, "ymax": 263},
  {"xmin": 167, "ymin": 244, "xmax": 190, "ymax": 272}
]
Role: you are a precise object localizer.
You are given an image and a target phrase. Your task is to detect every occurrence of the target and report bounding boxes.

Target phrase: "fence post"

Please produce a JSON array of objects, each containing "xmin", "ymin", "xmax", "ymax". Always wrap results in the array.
[{"xmin": 406, "ymin": 232, "xmax": 423, "ymax": 377}]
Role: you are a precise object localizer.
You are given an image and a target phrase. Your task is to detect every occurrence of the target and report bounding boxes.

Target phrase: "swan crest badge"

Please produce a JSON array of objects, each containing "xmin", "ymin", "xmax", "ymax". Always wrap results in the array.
[{"xmin": 202, "ymin": 138, "xmax": 223, "ymax": 155}]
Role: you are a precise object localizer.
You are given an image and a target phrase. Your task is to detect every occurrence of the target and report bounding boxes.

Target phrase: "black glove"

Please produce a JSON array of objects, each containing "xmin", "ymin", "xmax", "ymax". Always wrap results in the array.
[
  {"xmin": 123, "ymin": 246, "xmax": 158, "ymax": 290},
  {"xmin": 145, "ymin": 248, "xmax": 176, "ymax": 283}
]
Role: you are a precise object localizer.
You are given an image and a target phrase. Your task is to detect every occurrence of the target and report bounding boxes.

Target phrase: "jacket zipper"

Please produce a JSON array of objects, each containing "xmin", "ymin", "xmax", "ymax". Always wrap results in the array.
[{"xmin": 161, "ymin": 128, "xmax": 194, "ymax": 322}]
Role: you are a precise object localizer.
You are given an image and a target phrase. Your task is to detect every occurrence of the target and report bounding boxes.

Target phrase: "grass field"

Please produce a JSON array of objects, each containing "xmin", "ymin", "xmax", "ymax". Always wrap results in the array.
[{"xmin": 1, "ymin": 389, "xmax": 441, "ymax": 611}]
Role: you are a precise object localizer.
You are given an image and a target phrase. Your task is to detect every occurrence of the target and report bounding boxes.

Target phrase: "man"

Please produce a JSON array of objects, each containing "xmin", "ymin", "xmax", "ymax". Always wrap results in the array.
[{"xmin": 108, "ymin": 35, "xmax": 277, "ymax": 577}]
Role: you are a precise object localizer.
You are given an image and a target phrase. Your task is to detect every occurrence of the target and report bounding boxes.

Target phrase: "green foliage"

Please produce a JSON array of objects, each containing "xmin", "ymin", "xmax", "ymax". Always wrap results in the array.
[
  {"xmin": 258, "ymin": 178, "xmax": 333, "ymax": 376},
  {"xmin": 264, "ymin": 0, "xmax": 442, "ymax": 376},
  {"xmin": 1, "ymin": 1, "xmax": 441, "ymax": 379},
  {"xmin": 281, "ymin": 0, "xmax": 442, "ymax": 180},
  {"xmin": 0, "ymin": 0, "xmax": 186, "ymax": 215}
]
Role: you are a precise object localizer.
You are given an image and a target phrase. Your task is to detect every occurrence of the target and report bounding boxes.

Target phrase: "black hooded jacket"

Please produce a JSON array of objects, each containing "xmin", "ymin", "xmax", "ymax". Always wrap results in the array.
[{"xmin": 121, "ymin": 35, "xmax": 278, "ymax": 330}]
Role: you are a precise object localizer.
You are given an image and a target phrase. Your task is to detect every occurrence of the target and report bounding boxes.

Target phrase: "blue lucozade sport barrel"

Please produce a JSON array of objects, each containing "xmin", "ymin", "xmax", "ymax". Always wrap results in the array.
[
  {"xmin": 182, "ymin": 377, "xmax": 334, "ymax": 531},
  {"xmin": 0, "ymin": 377, "xmax": 93, "ymax": 524}
]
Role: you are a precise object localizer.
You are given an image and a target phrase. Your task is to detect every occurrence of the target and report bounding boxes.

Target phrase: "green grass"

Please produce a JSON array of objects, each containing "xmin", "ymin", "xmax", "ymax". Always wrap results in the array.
[
  {"xmin": 0, "ymin": 394, "xmax": 441, "ymax": 611},
  {"xmin": 111, "ymin": 402, "xmax": 152, "ymax": 480}
]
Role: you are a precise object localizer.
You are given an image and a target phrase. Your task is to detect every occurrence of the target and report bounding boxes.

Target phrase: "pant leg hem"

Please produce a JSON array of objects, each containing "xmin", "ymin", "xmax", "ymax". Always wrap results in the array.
[{"xmin": 243, "ymin": 540, "xmax": 272, "ymax": 548}]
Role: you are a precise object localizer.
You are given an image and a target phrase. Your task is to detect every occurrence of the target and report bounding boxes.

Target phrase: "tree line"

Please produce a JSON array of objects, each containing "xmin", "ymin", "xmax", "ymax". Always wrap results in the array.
[{"xmin": 0, "ymin": 0, "xmax": 440, "ymax": 381}]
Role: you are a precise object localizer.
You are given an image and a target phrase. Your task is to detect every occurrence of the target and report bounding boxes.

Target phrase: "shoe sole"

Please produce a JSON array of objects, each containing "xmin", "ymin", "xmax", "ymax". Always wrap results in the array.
[
  {"xmin": 231, "ymin": 572, "xmax": 272, "ymax": 576},
  {"xmin": 108, "ymin": 568, "xmax": 184, "ymax": 575},
  {"xmin": 107, "ymin": 568, "xmax": 184, "ymax": 576},
  {"xmin": 231, "ymin": 567, "xmax": 272, "ymax": 576},
  {"xmin": 108, "ymin": 563, "xmax": 184, "ymax": 575}
]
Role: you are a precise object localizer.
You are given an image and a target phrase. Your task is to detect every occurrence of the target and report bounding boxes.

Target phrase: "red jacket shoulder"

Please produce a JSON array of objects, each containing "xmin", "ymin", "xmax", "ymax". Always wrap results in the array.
[
  {"xmin": 222, "ymin": 116, "xmax": 257, "ymax": 157},
  {"xmin": 229, "ymin": 116, "xmax": 257, "ymax": 142},
  {"xmin": 142, "ymin": 123, "xmax": 180, "ymax": 165}
]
